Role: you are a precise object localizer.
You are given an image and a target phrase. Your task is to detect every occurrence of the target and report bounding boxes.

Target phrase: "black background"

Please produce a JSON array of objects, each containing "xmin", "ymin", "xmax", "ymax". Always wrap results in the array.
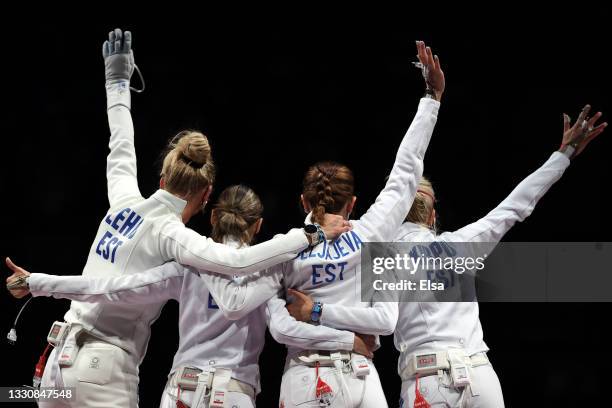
[{"xmin": 1, "ymin": 11, "xmax": 610, "ymax": 407}]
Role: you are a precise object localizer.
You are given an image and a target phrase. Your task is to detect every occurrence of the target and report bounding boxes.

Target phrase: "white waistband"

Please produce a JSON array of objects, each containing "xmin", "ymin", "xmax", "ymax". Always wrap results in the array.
[
  {"xmin": 401, "ymin": 350, "xmax": 489, "ymax": 380},
  {"xmin": 169, "ymin": 367, "xmax": 256, "ymax": 400},
  {"xmin": 291, "ymin": 350, "xmax": 354, "ymax": 367}
]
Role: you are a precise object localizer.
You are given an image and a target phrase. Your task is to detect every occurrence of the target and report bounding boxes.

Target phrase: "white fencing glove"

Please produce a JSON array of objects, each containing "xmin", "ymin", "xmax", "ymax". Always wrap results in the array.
[
  {"xmin": 103, "ymin": 28, "xmax": 134, "ymax": 84},
  {"xmin": 102, "ymin": 28, "xmax": 144, "ymax": 93}
]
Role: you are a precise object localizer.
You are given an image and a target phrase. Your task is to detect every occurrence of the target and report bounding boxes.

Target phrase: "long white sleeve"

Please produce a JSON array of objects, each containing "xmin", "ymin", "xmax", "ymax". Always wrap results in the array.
[
  {"xmin": 266, "ymin": 295, "xmax": 355, "ymax": 351},
  {"xmin": 159, "ymin": 223, "xmax": 309, "ymax": 277},
  {"xmin": 439, "ymin": 151, "xmax": 571, "ymax": 244},
  {"xmin": 319, "ymin": 302, "xmax": 399, "ymax": 336},
  {"xmin": 28, "ymin": 262, "xmax": 184, "ymax": 304},
  {"xmin": 355, "ymin": 98, "xmax": 439, "ymax": 242},
  {"xmin": 105, "ymin": 81, "xmax": 142, "ymax": 209},
  {"xmin": 199, "ymin": 264, "xmax": 284, "ymax": 321}
]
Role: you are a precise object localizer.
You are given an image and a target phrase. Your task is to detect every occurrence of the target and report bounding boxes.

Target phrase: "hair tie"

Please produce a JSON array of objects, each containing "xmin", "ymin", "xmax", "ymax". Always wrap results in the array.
[{"xmin": 186, "ymin": 160, "xmax": 204, "ymax": 169}]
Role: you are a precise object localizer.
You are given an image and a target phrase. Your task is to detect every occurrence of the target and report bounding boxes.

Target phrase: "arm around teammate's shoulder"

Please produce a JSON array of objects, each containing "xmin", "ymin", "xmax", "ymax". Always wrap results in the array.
[
  {"xmin": 159, "ymin": 221, "xmax": 308, "ymax": 277},
  {"xmin": 158, "ymin": 214, "xmax": 350, "ymax": 277}
]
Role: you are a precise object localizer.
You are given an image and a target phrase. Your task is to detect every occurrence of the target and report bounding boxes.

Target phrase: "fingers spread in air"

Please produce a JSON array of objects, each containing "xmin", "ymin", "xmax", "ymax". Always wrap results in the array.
[
  {"xmin": 123, "ymin": 30, "xmax": 132, "ymax": 52},
  {"xmin": 108, "ymin": 30, "xmax": 116, "ymax": 53},
  {"xmin": 587, "ymin": 122, "xmax": 608, "ymax": 141},
  {"xmin": 114, "ymin": 28, "xmax": 123, "ymax": 55},
  {"xmin": 433, "ymin": 54, "xmax": 441, "ymax": 71},
  {"xmin": 587, "ymin": 111, "xmax": 603, "ymax": 128},
  {"xmin": 574, "ymin": 104, "xmax": 591, "ymax": 129},
  {"xmin": 579, "ymin": 123, "xmax": 607, "ymax": 154},
  {"xmin": 417, "ymin": 41, "xmax": 426, "ymax": 64},
  {"xmin": 102, "ymin": 41, "xmax": 110, "ymax": 58},
  {"xmin": 563, "ymin": 114, "xmax": 571, "ymax": 133},
  {"xmin": 426, "ymin": 46, "xmax": 434, "ymax": 67}
]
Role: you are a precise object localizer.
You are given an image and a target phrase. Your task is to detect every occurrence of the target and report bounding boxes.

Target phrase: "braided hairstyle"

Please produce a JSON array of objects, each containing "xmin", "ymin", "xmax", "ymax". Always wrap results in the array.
[
  {"xmin": 302, "ymin": 161, "xmax": 354, "ymax": 225},
  {"xmin": 211, "ymin": 185, "xmax": 263, "ymax": 245},
  {"xmin": 160, "ymin": 130, "xmax": 216, "ymax": 198}
]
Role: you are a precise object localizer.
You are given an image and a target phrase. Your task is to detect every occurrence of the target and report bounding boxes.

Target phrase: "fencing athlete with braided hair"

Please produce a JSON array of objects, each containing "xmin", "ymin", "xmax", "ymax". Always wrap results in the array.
[
  {"xmin": 4, "ymin": 28, "xmax": 348, "ymax": 408},
  {"xmin": 7, "ymin": 185, "xmax": 372, "ymax": 408},
  {"xmin": 392, "ymin": 105, "xmax": 606, "ymax": 407},
  {"xmin": 272, "ymin": 40, "xmax": 443, "ymax": 408}
]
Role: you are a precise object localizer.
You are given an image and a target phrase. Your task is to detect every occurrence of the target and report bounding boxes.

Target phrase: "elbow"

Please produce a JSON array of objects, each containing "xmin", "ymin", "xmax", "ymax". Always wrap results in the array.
[
  {"xmin": 379, "ymin": 326, "xmax": 395, "ymax": 336},
  {"xmin": 268, "ymin": 322, "xmax": 291, "ymax": 345},
  {"xmin": 378, "ymin": 317, "xmax": 398, "ymax": 336}
]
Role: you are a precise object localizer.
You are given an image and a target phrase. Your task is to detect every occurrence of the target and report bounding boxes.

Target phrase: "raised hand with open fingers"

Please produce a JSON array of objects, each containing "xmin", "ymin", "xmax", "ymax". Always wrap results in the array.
[
  {"xmin": 103, "ymin": 28, "xmax": 135, "ymax": 84},
  {"xmin": 415, "ymin": 40, "xmax": 445, "ymax": 101},
  {"xmin": 5, "ymin": 257, "xmax": 31, "ymax": 299},
  {"xmin": 560, "ymin": 104, "xmax": 607, "ymax": 158}
]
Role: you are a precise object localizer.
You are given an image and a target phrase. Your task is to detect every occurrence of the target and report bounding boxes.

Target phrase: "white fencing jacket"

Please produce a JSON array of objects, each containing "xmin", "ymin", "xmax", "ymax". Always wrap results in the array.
[
  {"xmin": 62, "ymin": 82, "xmax": 309, "ymax": 360},
  {"xmin": 393, "ymin": 150, "xmax": 571, "ymax": 377},
  {"xmin": 278, "ymin": 98, "xmax": 439, "ymax": 359},
  {"xmin": 28, "ymin": 239, "xmax": 355, "ymax": 393}
]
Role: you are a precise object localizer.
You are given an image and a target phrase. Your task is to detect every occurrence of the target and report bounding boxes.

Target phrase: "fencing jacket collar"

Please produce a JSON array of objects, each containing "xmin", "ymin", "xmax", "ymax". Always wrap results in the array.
[
  {"xmin": 151, "ymin": 189, "xmax": 188, "ymax": 215},
  {"xmin": 396, "ymin": 222, "xmax": 430, "ymax": 240}
]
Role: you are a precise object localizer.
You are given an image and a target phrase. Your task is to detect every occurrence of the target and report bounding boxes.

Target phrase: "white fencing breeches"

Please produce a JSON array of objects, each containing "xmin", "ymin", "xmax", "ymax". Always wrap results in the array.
[
  {"xmin": 37, "ymin": 336, "xmax": 139, "ymax": 408},
  {"xmin": 158, "ymin": 373, "xmax": 255, "ymax": 408},
  {"xmin": 279, "ymin": 361, "xmax": 388, "ymax": 408},
  {"xmin": 399, "ymin": 364, "xmax": 504, "ymax": 408}
]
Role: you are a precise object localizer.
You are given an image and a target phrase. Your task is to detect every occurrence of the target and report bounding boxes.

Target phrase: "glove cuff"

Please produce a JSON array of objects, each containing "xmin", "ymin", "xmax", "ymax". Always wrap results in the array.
[{"xmin": 106, "ymin": 80, "xmax": 131, "ymax": 110}]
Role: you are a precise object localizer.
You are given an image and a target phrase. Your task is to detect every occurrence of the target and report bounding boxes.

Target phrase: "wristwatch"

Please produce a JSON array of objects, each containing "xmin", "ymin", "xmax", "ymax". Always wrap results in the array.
[
  {"xmin": 311, "ymin": 301, "xmax": 323, "ymax": 324},
  {"xmin": 304, "ymin": 224, "xmax": 326, "ymax": 247}
]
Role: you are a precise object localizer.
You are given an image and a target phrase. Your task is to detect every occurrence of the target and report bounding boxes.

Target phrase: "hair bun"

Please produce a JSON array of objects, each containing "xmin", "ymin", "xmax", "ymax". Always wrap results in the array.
[
  {"xmin": 211, "ymin": 185, "xmax": 264, "ymax": 245},
  {"xmin": 176, "ymin": 131, "xmax": 212, "ymax": 167},
  {"xmin": 161, "ymin": 130, "xmax": 216, "ymax": 198}
]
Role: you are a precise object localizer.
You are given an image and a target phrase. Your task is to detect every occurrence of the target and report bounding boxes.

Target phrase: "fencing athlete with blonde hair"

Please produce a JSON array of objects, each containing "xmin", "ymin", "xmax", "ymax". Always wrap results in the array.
[
  {"xmin": 392, "ymin": 105, "xmax": 606, "ymax": 407},
  {"xmin": 7, "ymin": 185, "xmax": 371, "ymax": 408},
  {"xmin": 4, "ymin": 28, "xmax": 349, "ymax": 408}
]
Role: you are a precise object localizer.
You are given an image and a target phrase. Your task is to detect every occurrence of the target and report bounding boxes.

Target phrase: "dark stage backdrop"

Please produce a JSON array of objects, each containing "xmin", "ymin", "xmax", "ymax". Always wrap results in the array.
[{"xmin": 1, "ymin": 15, "xmax": 610, "ymax": 407}]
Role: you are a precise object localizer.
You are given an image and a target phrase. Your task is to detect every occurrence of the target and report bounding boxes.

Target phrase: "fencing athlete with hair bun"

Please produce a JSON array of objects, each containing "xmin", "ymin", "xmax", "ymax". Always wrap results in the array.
[
  {"xmin": 274, "ymin": 40, "xmax": 443, "ymax": 408},
  {"xmin": 392, "ymin": 105, "xmax": 606, "ymax": 407},
  {"xmin": 4, "ymin": 28, "xmax": 349, "ymax": 408},
  {"xmin": 7, "ymin": 185, "xmax": 372, "ymax": 408}
]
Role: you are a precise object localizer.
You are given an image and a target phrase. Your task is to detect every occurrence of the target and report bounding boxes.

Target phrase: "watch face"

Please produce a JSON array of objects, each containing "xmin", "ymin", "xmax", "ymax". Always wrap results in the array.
[
  {"xmin": 311, "ymin": 312, "xmax": 320, "ymax": 322},
  {"xmin": 304, "ymin": 224, "xmax": 318, "ymax": 234}
]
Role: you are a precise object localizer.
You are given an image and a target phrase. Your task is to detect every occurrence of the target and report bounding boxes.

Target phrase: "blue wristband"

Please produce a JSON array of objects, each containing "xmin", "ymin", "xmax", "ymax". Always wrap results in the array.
[{"xmin": 311, "ymin": 301, "xmax": 323, "ymax": 324}]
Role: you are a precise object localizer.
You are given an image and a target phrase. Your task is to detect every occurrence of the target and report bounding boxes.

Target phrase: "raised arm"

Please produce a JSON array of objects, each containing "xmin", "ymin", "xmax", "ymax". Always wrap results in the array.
[
  {"xmin": 5, "ymin": 258, "xmax": 182, "ymax": 304},
  {"xmin": 103, "ymin": 28, "xmax": 143, "ymax": 208},
  {"xmin": 440, "ymin": 105, "xmax": 607, "ymax": 244},
  {"xmin": 355, "ymin": 41, "xmax": 443, "ymax": 242},
  {"xmin": 159, "ymin": 214, "xmax": 350, "ymax": 277}
]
